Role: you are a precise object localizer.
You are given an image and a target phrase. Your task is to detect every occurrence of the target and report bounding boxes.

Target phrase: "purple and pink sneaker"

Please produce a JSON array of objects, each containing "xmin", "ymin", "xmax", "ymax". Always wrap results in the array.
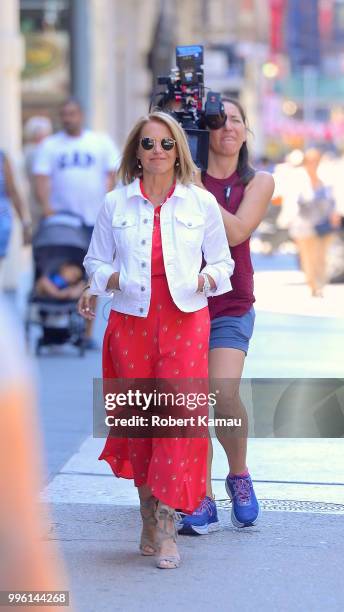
[
  {"xmin": 225, "ymin": 472, "xmax": 260, "ymax": 527},
  {"xmin": 177, "ymin": 496, "xmax": 220, "ymax": 535}
]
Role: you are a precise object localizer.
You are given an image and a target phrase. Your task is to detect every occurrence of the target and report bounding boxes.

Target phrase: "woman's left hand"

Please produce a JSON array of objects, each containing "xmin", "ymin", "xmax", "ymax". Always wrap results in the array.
[
  {"xmin": 197, "ymin": 273, "xmax": 216, "ymax": 293},
  {"xmin": 78, "ymin": 290, "xmax": 97, "ymax": 319}
]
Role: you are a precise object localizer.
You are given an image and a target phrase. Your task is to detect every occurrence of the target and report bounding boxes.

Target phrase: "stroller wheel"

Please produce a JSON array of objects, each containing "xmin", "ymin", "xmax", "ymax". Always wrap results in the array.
[{"xmin": 71, "ymin": 335, "xmax": 86, "ymax": 357}]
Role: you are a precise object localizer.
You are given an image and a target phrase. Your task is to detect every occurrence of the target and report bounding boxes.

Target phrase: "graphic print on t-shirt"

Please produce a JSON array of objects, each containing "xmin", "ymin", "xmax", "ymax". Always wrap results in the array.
[
  {"xmin": 33, "ymin": 130, "xmax": 121, "ymax": 225},
  {"xmin": 57, "ymin": 152, "xmax": 96, "ymax": 170}
]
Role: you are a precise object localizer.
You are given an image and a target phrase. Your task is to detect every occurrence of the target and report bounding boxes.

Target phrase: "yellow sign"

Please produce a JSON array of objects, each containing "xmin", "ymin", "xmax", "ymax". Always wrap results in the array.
[
  {"xmin": 21, "ymin": 32, "xmax": 70, "ymax": 101},
  {"xmin": 22, "ymin": 34, "xmax": 64, "ymax": 78}
]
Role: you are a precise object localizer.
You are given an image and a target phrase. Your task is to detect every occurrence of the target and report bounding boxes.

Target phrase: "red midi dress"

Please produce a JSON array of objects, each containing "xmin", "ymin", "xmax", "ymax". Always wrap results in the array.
[{"xmin": 99, "ymin": 183, "xmax": 210, "ymax": 513}]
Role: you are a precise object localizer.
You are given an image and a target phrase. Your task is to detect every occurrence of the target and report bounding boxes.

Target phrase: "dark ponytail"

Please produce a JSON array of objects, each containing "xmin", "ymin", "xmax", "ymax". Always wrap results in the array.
[{"xmin": 221, "ymin": 97, "xmax": 255, "ymax": 186}]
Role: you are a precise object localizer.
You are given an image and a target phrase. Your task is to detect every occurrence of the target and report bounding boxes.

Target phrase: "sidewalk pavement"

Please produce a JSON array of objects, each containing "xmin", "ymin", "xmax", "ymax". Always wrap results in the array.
[
  {"xmin": 12, "ymin": 256, "xmax": 344, "ymax": 611},
  {"xmin": 254, "ymin": 265, "xmax": 344, "ymax": 319},
  {"xmin": 42, "ymin": 437, "xmax": 344, "ymax": 612},
  {"xmin": 43, "ymin": 502, "xmax": 343, "ymax": 612}
]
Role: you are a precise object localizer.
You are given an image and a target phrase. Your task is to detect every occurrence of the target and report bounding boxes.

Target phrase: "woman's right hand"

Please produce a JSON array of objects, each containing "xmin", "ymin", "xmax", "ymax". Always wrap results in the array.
[{"xmin": 78, "ymin": 290, "xmax": 97, "ymax": 320}]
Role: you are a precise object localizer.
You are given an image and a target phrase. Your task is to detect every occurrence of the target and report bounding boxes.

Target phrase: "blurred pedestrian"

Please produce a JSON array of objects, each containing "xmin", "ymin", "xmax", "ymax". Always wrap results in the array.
[
  {"xmin": 0, "ymin": 298, "xmax": 71, "ymax": 610},
  {"xmin": 178, "ymin": 97, "xmax": 274, "ymax": 535},
  {"xmin": 0, "ymin": 150, "xmax": 31, "ymax": 270},
  {"xmin": 33, "ymin": 98, "xmax": 121, "ymax": 348},
  {"xmin": 23, "ymin": 115, "xmax": 53, "ymax": 233},
  {"xmin": 81, "ymin": 111, "xmax": 234, "ymax": 569},
  {"xmin": 288, "ymin": 148, "xmax": 341, "ymax": 297}
]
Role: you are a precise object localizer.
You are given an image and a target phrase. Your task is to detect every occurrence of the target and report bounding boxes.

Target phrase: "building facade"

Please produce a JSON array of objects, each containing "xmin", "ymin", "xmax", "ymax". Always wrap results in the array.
[
  {"xmin": 1, "ymin": 0, "xmax": 270, "ymax": 288},
  {"xmin": 16, "ymin": 0, "xmax": 270, "ymax": 148}
]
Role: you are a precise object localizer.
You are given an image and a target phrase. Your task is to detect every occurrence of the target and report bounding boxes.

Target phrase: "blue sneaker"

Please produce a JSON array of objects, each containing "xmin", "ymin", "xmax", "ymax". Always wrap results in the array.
[
  {"xmin": 177, "ymin": 496, "xmax": 220, "ymax": 535},
  {"xmin": 225, "ymin": 473, "xmax": 260, "ymax": 528}
]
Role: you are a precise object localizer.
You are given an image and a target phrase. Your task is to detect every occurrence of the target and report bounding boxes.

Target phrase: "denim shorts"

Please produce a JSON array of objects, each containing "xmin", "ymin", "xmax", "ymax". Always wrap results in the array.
[
  {"xmin": 0, "ymin": 212, "xmax": 12, "ymax": 258},
  {"xmin": 209, "ymin": 307, "xmax": 255, "ymax": 355}
]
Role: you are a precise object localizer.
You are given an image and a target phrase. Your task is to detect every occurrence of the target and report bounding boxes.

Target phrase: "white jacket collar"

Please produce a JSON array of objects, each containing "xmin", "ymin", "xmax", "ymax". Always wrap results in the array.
[{"xmin": 126, "ymin": 177, "xmax": 189, "ymax": 200}]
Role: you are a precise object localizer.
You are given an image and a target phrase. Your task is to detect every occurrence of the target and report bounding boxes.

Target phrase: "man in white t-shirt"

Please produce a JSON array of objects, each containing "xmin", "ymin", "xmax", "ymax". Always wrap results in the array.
[
  {"xmin": 33, "ymin": 98, "xmax": 121, "ymax": 349},
  {"xmin": 33, "ymin": 98, "xmax": 120, "ymax": 229}
]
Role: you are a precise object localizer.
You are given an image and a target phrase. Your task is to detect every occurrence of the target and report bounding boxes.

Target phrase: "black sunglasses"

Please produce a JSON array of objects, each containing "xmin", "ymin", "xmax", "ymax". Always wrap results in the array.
[{"xmin": 140, "ymin": 137, "xmax": 177, "ymax": 151}]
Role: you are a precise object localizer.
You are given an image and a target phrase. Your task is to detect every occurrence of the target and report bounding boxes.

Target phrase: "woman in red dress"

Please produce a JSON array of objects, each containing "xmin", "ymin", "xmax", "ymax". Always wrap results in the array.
[{"xmin": 81, "ymin": 111, "xmax": 234, "ymax": 569}]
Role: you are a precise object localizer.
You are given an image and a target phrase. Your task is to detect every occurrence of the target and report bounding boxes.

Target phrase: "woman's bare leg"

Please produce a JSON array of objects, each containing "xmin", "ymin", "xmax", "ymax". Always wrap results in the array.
[
  {"xmin": 295, "ymin": 237, "xmax": 318, "ymax": 294},
  {"xmin": 316, "ymin": 234, "xmax": 334, "ymax": 290},
  {"xmin": 206, "ymin": 437, "xmax": 214, "ymax": 497},
  {"xmin": 138, "ymin": 486, "xmax": 179, "ymax": 562},
  {"xmin": 138, "ymin": 484, "xmax": 157, "ymax": 555},
  {"xmin": 155, "ymin": 501, "xmax": 180, "ymax": 569},
  {"xmin": 209, "ymin": 348, "xmax": 247, "ymax": 475},
  {"xmin": 138, "ymin": 484, "xmax": 153, "ymax": 502}
]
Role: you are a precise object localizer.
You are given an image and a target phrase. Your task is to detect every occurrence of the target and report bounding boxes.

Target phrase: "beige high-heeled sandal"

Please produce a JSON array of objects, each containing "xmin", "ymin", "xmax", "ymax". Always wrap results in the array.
[
  {"xmin": 139, "ymin": 496, "xmax": 158, "ymax": 556},
  {"xmin": 155, "ymin": 502, "xmax": 181, "ymax": 569}
]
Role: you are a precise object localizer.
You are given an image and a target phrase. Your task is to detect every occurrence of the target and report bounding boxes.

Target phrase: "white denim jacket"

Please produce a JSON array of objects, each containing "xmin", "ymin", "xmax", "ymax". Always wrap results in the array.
[{"xmin": 84, "ymin": 179, "xmax": 234, "ymax": 317}]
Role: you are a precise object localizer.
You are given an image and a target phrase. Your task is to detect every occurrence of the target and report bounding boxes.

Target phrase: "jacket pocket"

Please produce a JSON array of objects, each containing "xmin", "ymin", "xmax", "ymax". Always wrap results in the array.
[
  {"xmin": 111, "ymin": 214, "xmax": 138, "ymax": 253},
  {"xmin": 112, "ymin": 214, "xmax": 137, "ymax": 230},
  {"xmin": 174, "ymin": 212, "xmax": 205, "ymax": 245}
]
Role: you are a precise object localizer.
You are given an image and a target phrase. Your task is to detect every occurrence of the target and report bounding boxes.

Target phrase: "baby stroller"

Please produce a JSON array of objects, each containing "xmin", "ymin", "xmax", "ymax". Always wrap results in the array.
[{"xmin": 25, "ymin": 212, "xmax": 90, "ymax": 356}]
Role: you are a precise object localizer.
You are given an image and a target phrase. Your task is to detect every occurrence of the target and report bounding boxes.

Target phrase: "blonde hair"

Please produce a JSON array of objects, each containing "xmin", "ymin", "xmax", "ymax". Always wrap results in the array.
[{"xmin": 117, "ymin": 111, "xmax": 198, "ymax": 185}]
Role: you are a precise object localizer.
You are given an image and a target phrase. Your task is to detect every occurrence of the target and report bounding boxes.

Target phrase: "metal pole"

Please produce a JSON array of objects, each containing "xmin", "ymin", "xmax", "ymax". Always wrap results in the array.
[{"xmin": 70, "ymin": 0, "xmax": 91, "ymax": 127}]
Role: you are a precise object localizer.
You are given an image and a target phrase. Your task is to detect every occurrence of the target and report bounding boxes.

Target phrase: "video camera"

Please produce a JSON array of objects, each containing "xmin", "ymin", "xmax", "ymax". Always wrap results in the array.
[{"xmin": 154, "ymin": 45, "xmax": 227, "ymax": 170}]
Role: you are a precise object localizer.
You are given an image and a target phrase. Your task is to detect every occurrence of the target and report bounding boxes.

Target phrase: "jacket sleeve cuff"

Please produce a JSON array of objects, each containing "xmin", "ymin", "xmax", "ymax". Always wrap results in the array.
[
  {"xmin": 202, "ymin": 264, "xmax": 232, "ymax": 297},
  {"xmin": 89, "ymin": 264, "xmax": 116, "ymax": 296},
  {"xmin": 201, "ymin": 265, "xmax": 220, "ymax": 287}
]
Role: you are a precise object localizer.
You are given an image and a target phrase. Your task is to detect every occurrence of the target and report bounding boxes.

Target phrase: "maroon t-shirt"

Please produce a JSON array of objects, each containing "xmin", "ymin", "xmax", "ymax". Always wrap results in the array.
[{"xmin": 203, "ymin": 171, "xmax": 255, "ymax": 318}]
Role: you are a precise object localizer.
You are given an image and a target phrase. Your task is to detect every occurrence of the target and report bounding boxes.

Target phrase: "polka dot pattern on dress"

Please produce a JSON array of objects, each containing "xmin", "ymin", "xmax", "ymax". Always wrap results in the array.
[{"xmin": 99, "ymin": 222, "xmax": 210, "ymax": 513}]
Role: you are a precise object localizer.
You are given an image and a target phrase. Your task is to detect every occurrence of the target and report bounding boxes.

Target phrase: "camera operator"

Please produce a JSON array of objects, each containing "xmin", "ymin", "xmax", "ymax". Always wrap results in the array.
[{"xmin": 178, "ymin": 97, "xmax": 275, "ymax": 535}]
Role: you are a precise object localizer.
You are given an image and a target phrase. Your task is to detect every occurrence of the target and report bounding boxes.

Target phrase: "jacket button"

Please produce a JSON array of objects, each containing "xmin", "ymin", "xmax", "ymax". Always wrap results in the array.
[
  {"xmin": 141, "ymin": 286, "xmax": 145, "ymax": 291},
  {"xmin": 187, "ymin": 222, "xmax": 192, "ymax": 227},
  {"xmin": 141, "ymin": 262, "xmax": 146, "ymax": 268},
  {"xmin": 122, "ymin": 220, "xmax": 127, "ymax": 226},
  {"xmin": 144, "ymin": 199, "xmax": 148, "ymax": 204},
  {"xmin": 143, "ymin": 218, "xmax": 148, "ymax": 224},
  {"xmin": 139, "ymin": 307, "xmax": 144, "ymax": 313},
  {"xmin": 141, "ymin": 239, "xmax": 146, "ymax": 245}
]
